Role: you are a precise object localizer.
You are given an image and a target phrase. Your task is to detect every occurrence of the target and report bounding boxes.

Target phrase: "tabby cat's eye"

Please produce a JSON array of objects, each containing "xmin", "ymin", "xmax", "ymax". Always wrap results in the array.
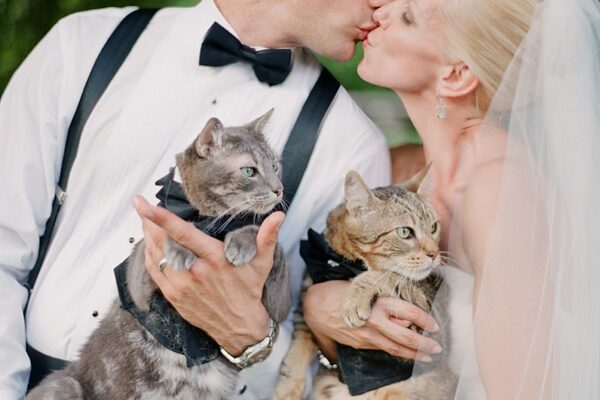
[
  {"xmin": 241, "ymin": 167, "xmax": 257, "ymax": 177},
  {"xmin": 431, "ymin": 222, "xmax": 440, "ymax": 235},
  {"xmin": 396, "ymin": 226, "xmax": 414, "ymax": 239},
  {"xmin": 273, "ymin": 162, "xmax": 279, "ymax": 172}
]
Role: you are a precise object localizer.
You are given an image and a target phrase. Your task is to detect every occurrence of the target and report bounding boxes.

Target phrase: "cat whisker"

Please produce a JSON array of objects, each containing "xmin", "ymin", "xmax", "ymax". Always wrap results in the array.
[
  {"xmin": 214, "ymin": 199, "xmax": 253, "ymax": 220},
  {"xmin": 278, "ymin": 197, "xmax": 290, "ymax": 212},
  {"xmin": 216, "ymin": 204, "xmax": 256, "ymax": 233},
  {"xmin": 207, "ymin": 199, "xmax": 254, "ymax": 233},
  {"xmin": 373, "ymin": 269, "xmax": 393, "ymax": 286},
  {"xmin": 440, "ymin": 255, "xmax": 460, "ymax": 267}
]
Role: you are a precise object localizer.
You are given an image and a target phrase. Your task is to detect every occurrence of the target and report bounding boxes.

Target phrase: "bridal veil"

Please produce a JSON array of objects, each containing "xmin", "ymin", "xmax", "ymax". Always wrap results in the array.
[{"xmin": 447, "ymin": 0, "xmax": 600, "ymax": 398}]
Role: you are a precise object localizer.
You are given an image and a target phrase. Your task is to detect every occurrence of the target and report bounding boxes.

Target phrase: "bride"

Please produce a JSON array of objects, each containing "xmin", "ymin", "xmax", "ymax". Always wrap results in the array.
[{"xmin": 305, "ymin": 0, "xmax": 600, "ymax": 398}]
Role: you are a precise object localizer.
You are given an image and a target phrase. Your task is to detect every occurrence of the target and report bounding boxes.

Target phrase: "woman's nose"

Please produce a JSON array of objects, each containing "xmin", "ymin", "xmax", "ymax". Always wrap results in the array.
[{"xmin": 372, "ymin": 2, "xmax": 392, "ymax": 27}]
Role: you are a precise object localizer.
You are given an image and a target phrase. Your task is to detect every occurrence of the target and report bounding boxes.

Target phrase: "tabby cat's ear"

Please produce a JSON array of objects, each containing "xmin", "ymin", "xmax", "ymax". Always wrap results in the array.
[
  {"xmin": 196, "ymin": 117, "xmax": 224, "ymax": 157},
  {"xmin": 243, "ymin": 108, "xmax": 274, "ymax": 134},
  {"xmin": 345, "ymin": 171, "xmax": 378, "ymax": 217},
  {"xmin": 398, "ymin": 163, "xmax": 431, "ymax": 194}
]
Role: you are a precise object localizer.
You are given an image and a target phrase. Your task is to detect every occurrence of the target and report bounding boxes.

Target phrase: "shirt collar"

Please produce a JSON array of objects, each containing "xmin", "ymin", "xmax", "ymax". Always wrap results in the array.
[
  {"xmin": 195, "ymin": 0, "xmax": 240, "ymax": 42},
  {"xmin": 193, "ymin": 0, "xmax": 287, "ymax": 52}
]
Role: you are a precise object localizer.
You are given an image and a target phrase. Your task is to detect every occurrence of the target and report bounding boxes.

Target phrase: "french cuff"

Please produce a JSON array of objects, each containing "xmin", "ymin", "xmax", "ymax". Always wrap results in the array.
[
  {"xmin": 219, "ymin": 318, "xmax": 278, "ymax": 369},
  {"xmin": 317, "ymin": 349, "xmax": 338, "ymax": 370}
]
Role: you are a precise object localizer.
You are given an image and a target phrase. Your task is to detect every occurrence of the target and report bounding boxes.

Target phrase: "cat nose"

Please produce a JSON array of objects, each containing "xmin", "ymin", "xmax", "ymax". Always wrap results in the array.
[
  {"xmin": 426, "ymin": 250, "xmax": 438, "ymax": 259},
  {"xmin": 273, "ymin": 187, "xmax": 283, "ymax": 197}
]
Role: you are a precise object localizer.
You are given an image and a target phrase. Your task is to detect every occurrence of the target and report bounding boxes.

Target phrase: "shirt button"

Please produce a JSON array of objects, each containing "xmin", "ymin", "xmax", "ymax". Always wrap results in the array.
[
  {"xmin": 92, "ymin": 311, "xmax": 99, "ymax": 318},
  {"xmin": 128, "ymin": 237, "xmax": 135, "ymax": 244},
  {"xmin": 211, "ymin": 98, "xmax": 217, "ymax": 105}
]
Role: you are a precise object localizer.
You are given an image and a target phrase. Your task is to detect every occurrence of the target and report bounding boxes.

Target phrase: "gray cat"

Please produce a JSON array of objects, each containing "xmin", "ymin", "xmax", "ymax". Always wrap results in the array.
[{"xmin": 26, "ymin": 110, "xmax": 291, "ymax": 400}]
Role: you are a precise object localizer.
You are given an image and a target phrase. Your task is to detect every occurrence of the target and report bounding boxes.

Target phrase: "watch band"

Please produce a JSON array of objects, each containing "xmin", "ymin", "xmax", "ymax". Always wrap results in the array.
[{"xmin": 220, "ymin": 318, "xmax": 278, "ymax": 369}]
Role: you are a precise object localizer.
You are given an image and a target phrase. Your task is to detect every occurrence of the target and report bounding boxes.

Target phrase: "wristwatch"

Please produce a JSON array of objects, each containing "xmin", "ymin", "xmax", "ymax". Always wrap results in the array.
[{"xmin": 220, "ymin": 318, "xmax": 278, "ymax": 369}]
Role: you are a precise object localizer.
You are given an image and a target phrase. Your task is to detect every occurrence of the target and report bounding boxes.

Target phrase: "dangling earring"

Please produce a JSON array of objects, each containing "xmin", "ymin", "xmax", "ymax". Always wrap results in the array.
[{"xmin": 436, "ymin": 92, "xmax": 447, "ymax": 120}]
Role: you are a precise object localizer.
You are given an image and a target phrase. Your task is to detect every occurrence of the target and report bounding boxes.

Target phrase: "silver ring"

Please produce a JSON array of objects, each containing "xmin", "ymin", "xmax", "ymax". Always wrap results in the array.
[{"xmin": 158, "ymin": 257, "xmax": 168, "ymax": 272}]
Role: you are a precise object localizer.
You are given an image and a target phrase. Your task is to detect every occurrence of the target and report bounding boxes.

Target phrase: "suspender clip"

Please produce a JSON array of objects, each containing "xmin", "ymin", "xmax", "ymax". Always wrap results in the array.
[{"xmin": 56, "ymin": 186, "xmax": 67, "ymax": 205}]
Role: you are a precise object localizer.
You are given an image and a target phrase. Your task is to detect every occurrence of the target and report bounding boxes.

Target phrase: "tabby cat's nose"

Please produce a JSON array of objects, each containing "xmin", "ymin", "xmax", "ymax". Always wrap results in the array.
[
  {"xmin": 273, "ymin": 188, "xmax": 283, "ymax": 197},
  {"xmin": 426, "ymin": 250, "xmax": 438, "ymax": 259}
]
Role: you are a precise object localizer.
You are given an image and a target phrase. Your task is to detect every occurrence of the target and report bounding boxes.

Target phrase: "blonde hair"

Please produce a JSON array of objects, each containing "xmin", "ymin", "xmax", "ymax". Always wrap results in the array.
[{"xmin": 441, "ymin": 0, "xmax": 538, "ymax": 112}]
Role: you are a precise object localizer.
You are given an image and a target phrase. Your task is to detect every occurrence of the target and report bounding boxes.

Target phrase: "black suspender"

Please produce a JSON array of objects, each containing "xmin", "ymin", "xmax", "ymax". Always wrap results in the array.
[
  {"xmin": 281, "ymin": 68, "xmax": 339, "ymax": 206},
  {"xmin": 26, "ymin": 9, "xmax": 160, "ymax": 390},
  {"xmin": 27, "ymin": 8, "xmax": 160, "ymax": 290}
]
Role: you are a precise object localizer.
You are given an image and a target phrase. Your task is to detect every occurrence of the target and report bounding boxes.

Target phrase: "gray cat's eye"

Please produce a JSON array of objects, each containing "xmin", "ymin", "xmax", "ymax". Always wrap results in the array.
[
  {"xmin": 396, "ymin": 226, "xmax": 414, "ymax": 239},
  {"xmin": 431, "ymin": 221, "xmax": 439, "ymax": 235},
  {"xmin": 241, "ymin": 167, "xmax": 256, "ymax": 177}
]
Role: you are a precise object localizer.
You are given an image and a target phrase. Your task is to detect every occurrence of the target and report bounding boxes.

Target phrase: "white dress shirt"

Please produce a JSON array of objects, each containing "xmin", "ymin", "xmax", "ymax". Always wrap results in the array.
[{"xmin": 0, "ymin": 1, "xmax": 390, "ymax": 398}]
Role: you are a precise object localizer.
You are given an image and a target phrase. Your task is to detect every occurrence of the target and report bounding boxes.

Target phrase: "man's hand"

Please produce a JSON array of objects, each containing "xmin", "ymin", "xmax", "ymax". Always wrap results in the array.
[
  {"xmin": 132, "ymin": 195, "xmax": 284, "ymax": 356},
  {"xmin": 304, "ymin": 280, "xmax": 441, "ymax": 362}
]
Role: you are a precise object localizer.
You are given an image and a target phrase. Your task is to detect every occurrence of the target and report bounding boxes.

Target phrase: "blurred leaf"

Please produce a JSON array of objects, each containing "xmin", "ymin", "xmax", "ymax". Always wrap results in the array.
[{"xmin": 0, "ymin": 0, "xmax": 197, "ymax": 93}]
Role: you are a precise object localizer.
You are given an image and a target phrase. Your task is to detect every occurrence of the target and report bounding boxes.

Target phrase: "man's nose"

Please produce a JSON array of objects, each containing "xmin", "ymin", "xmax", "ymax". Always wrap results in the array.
[{"xmin": 368, "ymin": 0, "xmax": 394, "ymax": 9}]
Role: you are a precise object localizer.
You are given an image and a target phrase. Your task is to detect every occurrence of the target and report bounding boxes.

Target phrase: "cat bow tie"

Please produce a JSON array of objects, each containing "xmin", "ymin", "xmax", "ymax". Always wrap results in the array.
[
  {"xmin": 300, "ymin": 229, "xmax": 367, "ymax": 283},
  {"xmin": 199, "ymin": 23, "xmax": 293, "ymax": 86},
  {"xmin": 154, "ymin": 167, "xmax": 267, "ymax": 241}
]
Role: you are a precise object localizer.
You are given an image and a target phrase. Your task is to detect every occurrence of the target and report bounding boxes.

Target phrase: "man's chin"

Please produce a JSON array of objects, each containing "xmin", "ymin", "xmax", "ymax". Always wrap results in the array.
[{"xmin": 320, "ymin": 42, "xmax": 357, "ymax": 62}]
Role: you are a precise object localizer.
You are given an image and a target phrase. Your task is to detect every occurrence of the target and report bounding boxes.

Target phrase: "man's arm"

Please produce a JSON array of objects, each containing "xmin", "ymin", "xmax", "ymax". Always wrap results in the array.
[{"xmin": 0, "ymin": 21, "xmax": 69, "ymax": 398}]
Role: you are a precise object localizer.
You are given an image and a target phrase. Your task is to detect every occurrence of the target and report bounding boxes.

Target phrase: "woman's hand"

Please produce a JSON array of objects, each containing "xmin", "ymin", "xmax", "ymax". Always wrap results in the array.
[
  {"xmin": 304, "ymin": 280, "xmax": 442, "ymax": 362},
  {"xmin": 132, "ymin": 195, "xmax": 284, "ymax": 356}
]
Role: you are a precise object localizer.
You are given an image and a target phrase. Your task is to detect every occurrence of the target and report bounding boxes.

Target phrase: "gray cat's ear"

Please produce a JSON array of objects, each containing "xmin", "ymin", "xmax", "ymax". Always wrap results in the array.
[
  {"xmin": 398, "ymin": 163, "xmax": 431, "ymax": 194},
  {"xmin": 244, "ymin": 108, "xmax": 274, "ymax": 134},
  {"xmin": 196, "ymin": 117, "xmax": 224, "ymax": 157},
  {"xmin": 345, "ymin": 171, "xmax": 377, "ymax": 217}
]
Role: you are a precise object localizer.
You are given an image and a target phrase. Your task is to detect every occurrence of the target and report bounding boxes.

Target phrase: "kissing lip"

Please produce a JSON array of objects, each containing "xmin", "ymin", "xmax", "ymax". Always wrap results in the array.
[
  {"xmin": 358, "ymin": 24, "xmax": 378, "ymax": 41},
  {"xmin": 363, "ymin": 26, "xmax": 382, "ymax": 47}
]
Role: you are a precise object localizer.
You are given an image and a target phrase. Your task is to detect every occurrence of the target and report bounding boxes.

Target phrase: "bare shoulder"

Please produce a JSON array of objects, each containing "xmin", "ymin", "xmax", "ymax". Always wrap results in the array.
[
  {"xmin": 462, "ymin": 159, "xmax": 504, "ymax": 232},
  {"xmin": 461, "ymin": 150, "xmax": 538, "ymax": 277},
  {"xmin": 462, "ymin": 124, "xmax": 517, "ymax": 227}
]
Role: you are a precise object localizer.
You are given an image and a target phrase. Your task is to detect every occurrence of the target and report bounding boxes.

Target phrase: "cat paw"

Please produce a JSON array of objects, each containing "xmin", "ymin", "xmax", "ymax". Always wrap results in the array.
[
  {"xmin": 164, "ymin": 240, "xmax": 197, "ymax": 271},
  {"xmin": 342, "ymin": 303, "xmax": 371, "ymax": 328},
  {"xmin": 272, "ymin": 383, "xmax": 305, "ymax": 400},
  {"xmin": 224, "ymin": 227, "xmax": 259, "ymax": 267},
  {"xmin": 310, "ymin": 372, "xmax": 360, "ymax": 400}
]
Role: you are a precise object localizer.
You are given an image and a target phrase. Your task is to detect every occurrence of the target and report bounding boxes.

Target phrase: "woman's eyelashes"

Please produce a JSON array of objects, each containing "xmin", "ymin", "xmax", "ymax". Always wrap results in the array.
[{"xmin": 402, "ymin": 8, "xmax": 414, "ymax": 25}]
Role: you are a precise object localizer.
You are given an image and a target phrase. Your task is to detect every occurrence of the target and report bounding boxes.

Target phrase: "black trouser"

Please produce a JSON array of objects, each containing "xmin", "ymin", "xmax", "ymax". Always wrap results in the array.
[{"xmin": 26, "ymin": 344, "xmax": 69, "ymax": 391}]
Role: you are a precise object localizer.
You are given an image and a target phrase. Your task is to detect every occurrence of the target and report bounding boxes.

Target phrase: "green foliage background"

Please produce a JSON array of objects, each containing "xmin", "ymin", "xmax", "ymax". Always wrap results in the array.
[{"xmin": 0, "ymin": 0, "xmax": 189, "ymax": 92}]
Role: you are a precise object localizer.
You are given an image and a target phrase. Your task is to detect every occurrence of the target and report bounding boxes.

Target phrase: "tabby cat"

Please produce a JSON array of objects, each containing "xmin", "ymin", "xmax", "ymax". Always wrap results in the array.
[
  {"xmin": 26, "ymin": 110, "xmax": 291, "ymax": 400},
  {"xmin": 274, "ymin": 169, "xmax": 456, "ymax": 400}
]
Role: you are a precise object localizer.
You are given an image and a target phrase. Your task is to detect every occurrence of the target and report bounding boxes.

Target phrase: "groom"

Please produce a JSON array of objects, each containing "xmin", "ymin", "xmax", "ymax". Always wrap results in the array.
[{"xmin": 0, "ymin": 0, "xmax": 394, "ymax": 398}]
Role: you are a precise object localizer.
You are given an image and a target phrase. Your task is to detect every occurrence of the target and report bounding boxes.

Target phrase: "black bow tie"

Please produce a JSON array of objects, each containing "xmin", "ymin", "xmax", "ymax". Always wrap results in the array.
[
  {"xmin": 300, "ymin": 229, "xmax": 367, "ymax": 284},
  {"xmin": 199, "ymin": 22, "xmax": 292, "ymax": 86}
]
